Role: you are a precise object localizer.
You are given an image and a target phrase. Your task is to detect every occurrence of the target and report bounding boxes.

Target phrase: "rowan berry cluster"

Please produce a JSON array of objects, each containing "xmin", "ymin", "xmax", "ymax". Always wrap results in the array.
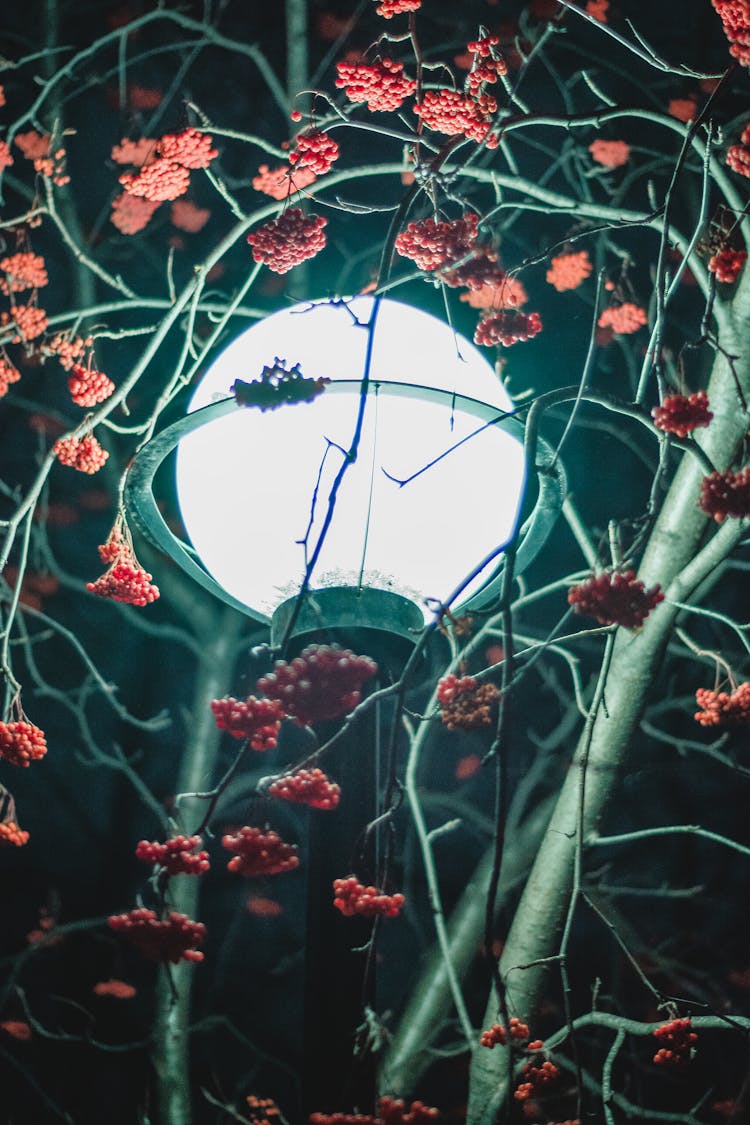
[
  {"xmin": 87, "ymin": 560, "xmax": 160, "ymax": 606},
  {"xmin": 110, "ymin": 193, "xmax": 161, "ymax": 234},
  {"xmin": 480, "ymin": 1018, "xmax": 530, "ymax": 1048},
  {"xmin": 708, "ymin": 246, "xmax": 748, "ymax": 282},
  {"xmin": 597, "ymin": 302, "xmax": 648, "ymax": 334},
  {"xmin": 156, "ymin": 127, "xmax": 217, "ymax": 169},
  {"xmin": 0, "ymin": 141, "xmax": 13, "ymax": 169},
  {"xmin": 210, "ymin": 695, "xmax": 286, "ymax": 749},
  {"xmin": 289, "ymin": 129, "xmax": 339, "ymax": 175},
  {"xmin": 67, "ymin": 364, "xmax": 115, "ymax": 407},
  {"xmin": 466, "ymin": 35, "xmax": 507, "ymax": 95},
  {"xmin": 374, "ymin": 0, "xmax": 421, "ymax": 16},
  {"xmin": 394, "ymin": 213, "xmax": 479, "ymax": 273},
  {"xmin": 256, "ymin": 644, "xmax": 378, "ymax": 726},
  {"xmin": 0, "ymin": 720, "xmax": 48, "ymax": 767},
  {"xmin": 170, "ymin": 199, "xmax": 210, "ymax": 232},
  {"xmin": 726, "ymin": 123, "xmax": 750, "ymax": 177},
  {"xmin": 588, "ymin": 138, "xmax": 631, "ymax": 167},
  {"xmin": 46, "ymin": 332, "xmax": 92, "ymax": 370},
  {"xmin": 246, "ymin": 1094, "xmax": 282, "ymax": 1122},
  {"xmin": 222, "ymin": 826, "xmax": 300, "ymax": 877},
  {"xmin": 712, "ymin": 0, "xmax": 750, "ymax": 66},
  {"xmin": 459, "ymin": 274, "xmax": 528, "ymax": 310},
  {"xmin": 333, "ymin": 876, "xmax": 405, "ymax": 918},
  {"xmin": 698, "ymin": 467, "xmax": 750, "ymax": 521},
  {"xmin": 52, "ymin": 434, "xmax": 109, "ymax": 474},
  {"xmin": 568, "ymin": 570, "xmax": 664, "ymax": 629},
  {"xmin": 0, "ymin": 356, "xmax": 21, "ymax": 396},
  {"xmin": 14, "ymin": 130, "xmax": 50, "ymax": 160},
  {"xmin": 231, "ymin": 358, "xmax": 329, "ymax": 410},
  {"xmin": 653, "ymin": 1017, "xmax": 697, "ymax": 1068},
  {"xmin": 514, "ymin": 1058, "xmax": 559, "ymax": 1101},
  {"xmin": 119, "ymin": 159, "xmax": 191, "ymax": 202},
  {"xmin": 107, "ymin": 908, "xmax": 206, "ymax": 963},
  {"xmin": 0, "ymin": 820, "xmax": 30, "ymax": 846},
  {"xmin": 669, "ymin": 96, "xmax": 698, "ymax": 122},
  {"xmin": 378, "ymin": 1099, "xmax": 438, "ymax": 1124},
  {"xmin": 118, "ymin": 127, "xmax": 216, "ymax": 202},
  {"xmin": 0, "ymin": 1021, "xmax": 32, "ymax": 1041},
  {"xmin": 694, "ymin": 682, "xmax": 750, "ymax": 726},
  {"xmin": 414, "ymin": 89, "xmax": 499, "ymax": 147},
  {"xmin": 97, "ymin": 522, "xmax": 128, "ymax": 564},
  {"xmin": 93, "ymin": 979, "xmax": 136, "ymax": 998},
  {"xmin": 88, "ymin": 519, "xmax": 160, "ymax": 606},
  {"xmin": 33, "ymin": 145, "xmax": 70, "ymax": 187},
  {"xmin": 310, "ymin": 1102, "xmax": 436, "ymax": 1125},
  {"xmin": 545, "ymin": 250, "xmax": 593, "ymax": 292},
  {"xmin": 0, "ymin": 252, "xmax": 48, "ymax": 293},
  {"xmin": 111, "ymin": 137, "xmax": 157, "ymax": 166},
  {"xmin": 335, "ymin": 58, "xmax": 417, "ymax": 112},
  {"xmin": 309, "ymin": 1113, "xmax": 376, "ymax": 1124},
  {"xmin": 267, "ymin": 768, "xmax": 341, "ymax": 809},
  {"xmin": 474, "ymin": 310, "xmax": 542, "ymax": 347},
  {"xmin": 247, "ymin": 207, "xmax": 327, "ymax": 274},
  {"xmin": 1, "ymin": 305, "xmax": 48, "ymax": 342},
  {"xmin": 437, "ymin": 674, "xmax": 499, "ymax": 730},
  {"xmin": 135, "ymin": 835, "xmax": 210, "ymax": 875},
  {"xmin": 651, "ymin": 391, "xmax": 713, "ymax": 437},
  {"xmin": 252, "ymin": 162, "xmax": 317, "ymax": 199},
  {"xmin": 443, "ymin": 248, "xmax": 502, "ymax": 290}
]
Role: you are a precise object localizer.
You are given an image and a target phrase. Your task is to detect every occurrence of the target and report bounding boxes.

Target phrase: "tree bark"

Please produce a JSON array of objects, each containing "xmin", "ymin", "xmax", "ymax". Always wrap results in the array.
[{"xmin": 153, "ymin": 606, "xmax": 246, "ymax": 1125}]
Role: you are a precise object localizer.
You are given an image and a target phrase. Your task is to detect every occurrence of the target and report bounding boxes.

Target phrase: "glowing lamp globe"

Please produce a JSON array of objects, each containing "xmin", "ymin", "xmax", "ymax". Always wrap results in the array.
[{"xmin": 171, "ymin": 295, "xmax": 525, "ymax": 625}]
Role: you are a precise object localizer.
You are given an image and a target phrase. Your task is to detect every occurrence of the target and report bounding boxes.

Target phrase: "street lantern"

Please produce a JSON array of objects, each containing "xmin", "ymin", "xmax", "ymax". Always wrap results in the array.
[
  {"xmin": 123, "ymin": 294, "xmax": 551, "ymax": 1116},
  {"xmin": 126, "ymin": 295, "xmax": 528, "ymax": 640}
]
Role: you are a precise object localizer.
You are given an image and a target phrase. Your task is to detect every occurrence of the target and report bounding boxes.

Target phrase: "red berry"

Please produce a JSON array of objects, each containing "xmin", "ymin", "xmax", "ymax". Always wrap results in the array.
[
  {"xmin": 333, "ymin": 875, "xmax": 405, "ymax": 918},
  {"xmin": 0, "ymin": 720, "xmax": 48, "ymax": 767},
  {"xmin": 210, "ymin": 695, "xmax": 285, "ymax": 749},
  {"xmin": 256, "ymin": 644, "xmax": 377, "ymax": 727},
  {"xmin": 107, "ymin": 908, "xmax": 206, "ymax": 963},
  {"xmin": 651, "ymin": 391, "xmax": 713, "ymax": 437},
  {"xmin": 267, "ymin": 767, "xmax": 341, "ymax": 809},
  {"xmin": 135, "ymin": 835, "xmax": 210, "ymax": 875},
  {"xmin": 568, "ymin": 570, "xmax": 664, "ymax": 629},
  {"xmin": 222, "ymin": 826, "xmax": 299, "ymax": 877}
]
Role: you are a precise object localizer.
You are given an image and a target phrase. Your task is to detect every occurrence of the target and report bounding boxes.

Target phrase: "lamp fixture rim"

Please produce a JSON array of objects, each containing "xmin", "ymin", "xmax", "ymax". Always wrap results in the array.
[{"xmin": 124, "ymin": 379, "xmax": 526, "ymax": 623}]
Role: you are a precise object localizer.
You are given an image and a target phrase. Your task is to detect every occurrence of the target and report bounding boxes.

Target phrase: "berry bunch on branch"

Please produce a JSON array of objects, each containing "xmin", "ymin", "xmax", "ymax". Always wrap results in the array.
[
  {"xmin": 256, "ymin": 644, "xmax": 377, "ymax": 726},
  {"xmin": 694, "ymin": 682, "xmax": 750, "ymax": 726},
  {"xmin": 267, "ymin": 768, "xmax": 341, "ymax": 809},
  {"xmin": 568, "ymin": 570, "xmax": 664, "ymax": 629},
  {"xmin": 0, "ymin": 717, "xmax": 47, "ymax": 768},
  {"xmin": 222, "ymin": 826, "xmax": 300, "ymax": 877},
  {"xmin": 86, "ymin": 517, "xmax": 160, "ymax": 606},
  {"xmin": 107, "ymin": 908, "xmax": 206, "ymax": 963},
  {"xmin": 210, "ymin": 695, "xmax": 285, "ymax": 749},
  {"xmin": 135, "ymin": 835, "xmax": 210, "ymax": 875},
  {"xmin": 333, "ymin": 876, "xmax": 405, "ymax": 918},
  {"xmin": 652, "ymin": 1017, "xmax": 697, "ymax": 1068},
  {"xmin": 436, "ymin": 674, "xmax": 499, "ymax": 730}
]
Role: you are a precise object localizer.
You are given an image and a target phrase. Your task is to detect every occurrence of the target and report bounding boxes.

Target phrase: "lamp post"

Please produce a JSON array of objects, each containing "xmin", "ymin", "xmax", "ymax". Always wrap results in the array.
[{"xmin": 124, "ymin": 294, "xmax": 546, "ymax": 1115}]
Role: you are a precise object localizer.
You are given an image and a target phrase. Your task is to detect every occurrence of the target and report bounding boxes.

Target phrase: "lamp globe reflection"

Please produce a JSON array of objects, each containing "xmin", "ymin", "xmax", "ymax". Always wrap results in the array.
[{"xmin": 128, "ymin": 295, "xmax": 528, "ymax": 633}]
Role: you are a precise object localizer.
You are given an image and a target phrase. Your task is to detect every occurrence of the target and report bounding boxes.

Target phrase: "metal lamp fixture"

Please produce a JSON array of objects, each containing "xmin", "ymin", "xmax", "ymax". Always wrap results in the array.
[
  {"xmin": 122, "ymin": 294, "xmax": 563, "ymax": 1115},
  {"xmin": 125, "ymin": 295, "xmax": 536, "ymax": 639}
]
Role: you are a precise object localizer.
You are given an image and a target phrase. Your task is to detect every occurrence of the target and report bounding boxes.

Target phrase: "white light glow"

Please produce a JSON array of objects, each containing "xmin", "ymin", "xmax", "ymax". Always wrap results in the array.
[{"xmin": 176, "ymin": 296, "xmax": 526, "ymax": 620}]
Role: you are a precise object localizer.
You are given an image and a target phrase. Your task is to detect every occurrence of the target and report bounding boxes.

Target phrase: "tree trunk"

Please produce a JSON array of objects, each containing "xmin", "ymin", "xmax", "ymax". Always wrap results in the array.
[
  {"xmin": 467, "ymin": 286, "xmax": 750, "ymax": 1123},
  {"xmin": 153, "ymin": 606, "xmax": 246, "ymax": 1125}
]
